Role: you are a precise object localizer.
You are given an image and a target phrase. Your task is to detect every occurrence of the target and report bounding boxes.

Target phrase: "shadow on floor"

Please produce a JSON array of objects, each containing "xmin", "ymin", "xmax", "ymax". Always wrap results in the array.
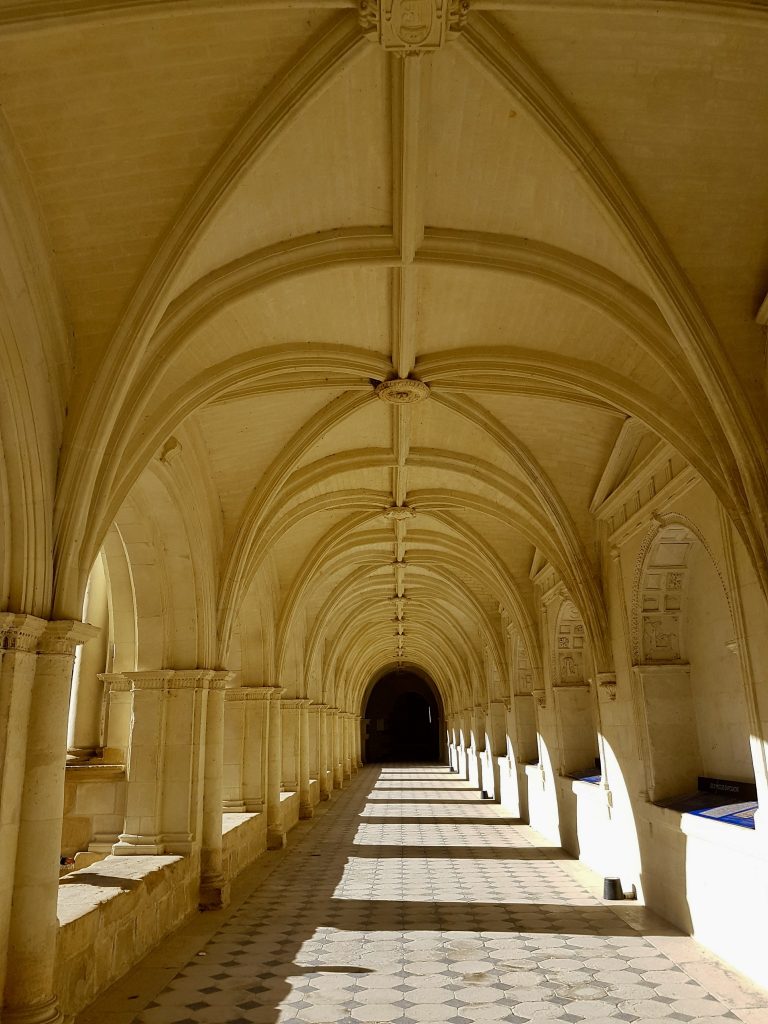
[
  {"xmin": 347, "ymin": 844, "xmax": 573, "ymax": 860},
  {"xmin": 106, "ymin": 764, "xmax": 661, "ymax": 1024}
]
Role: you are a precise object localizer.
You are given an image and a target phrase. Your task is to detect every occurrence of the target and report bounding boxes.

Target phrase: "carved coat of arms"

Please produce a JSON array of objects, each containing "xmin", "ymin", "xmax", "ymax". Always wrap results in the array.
[{"xmin": 392, "ymin": 0, "xmax": 432, "ymax": 45}]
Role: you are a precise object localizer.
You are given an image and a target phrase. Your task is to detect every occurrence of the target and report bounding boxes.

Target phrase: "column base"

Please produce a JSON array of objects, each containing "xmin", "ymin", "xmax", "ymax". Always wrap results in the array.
[
  {"xmin": 3, "ymin": 995, "xmax": 66, "ymax": 1024},
  {"xmin": 112, "ymin": 837, "xmax": 165, "ymax": 855},
  {"xmin": 199, "ymin": 876, "xmax": 230, "ymax": 912},
  {"xmin": 267, "ymin": 826, "xmax": 286, "ymax": 850},
  {"xmin": 299, "ymin": 802, "xmax": 314, "ymax": 820},
  {"xmin": 319, "ymin": 789, "xmax": 331, "ymax": 802},
  {"xmin": 66, "ymin": 746, "xmax": 102, "ymax": 765}
]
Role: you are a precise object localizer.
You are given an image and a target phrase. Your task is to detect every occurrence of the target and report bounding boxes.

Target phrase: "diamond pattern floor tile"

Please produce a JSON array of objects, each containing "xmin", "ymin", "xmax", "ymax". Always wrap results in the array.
[{"xmin": 91, "ymin": 765, "xmax": 768, "ymax": 1024}]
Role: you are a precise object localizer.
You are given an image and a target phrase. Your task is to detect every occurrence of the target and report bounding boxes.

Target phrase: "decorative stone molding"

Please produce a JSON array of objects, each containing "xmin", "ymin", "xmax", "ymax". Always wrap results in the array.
[
  {"xmin": 374, "ymin": 377, "xmax": 430, "ymax": 403},
  {"xmin": 533, "ymin": 688, "xmax": 547, "ymax": 709},
  {"xmin": 98, "ymin": 671, "xmax": 131, "ymax": 692},
  {"xmin": 360, "ymin": 0, "xmax": 469, "ymax": 53},
  {"xmin": 224, "ymin": 686, "xmax": 276, "ymax": 701},
  {"xmin": 123, "ymin": 670, "xmax": 173, "ymax": 690},
  {"xmin": 0, "ymin": 613, "xmax": 47, "ymax": 652},
  {"xmin": 596, "ymin": 673, "xmax": 617, "ymax": 701},
  {"xmin": 157, "ymin": 436, "xmax": 182, "ymax": 464},
  {"xmin": 208, "ymin": 670, "xmax": 234, "ymax": 690},
  {"xmin": 384, "ymin": 505, "xmax": 416, "ymax": 521}
]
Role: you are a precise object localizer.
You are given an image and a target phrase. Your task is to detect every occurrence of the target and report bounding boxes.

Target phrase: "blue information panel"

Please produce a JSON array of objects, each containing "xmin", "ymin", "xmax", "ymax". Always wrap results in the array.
[{"xmin": 656, "ymin": 777, "xmax": 758, "ymax": 830}]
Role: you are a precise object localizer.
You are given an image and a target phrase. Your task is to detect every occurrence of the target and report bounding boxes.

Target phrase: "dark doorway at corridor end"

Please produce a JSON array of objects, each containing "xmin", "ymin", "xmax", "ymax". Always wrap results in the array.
[{"xmin": 364, "ymin": 670, "xmax": 441, "ymax": 762}]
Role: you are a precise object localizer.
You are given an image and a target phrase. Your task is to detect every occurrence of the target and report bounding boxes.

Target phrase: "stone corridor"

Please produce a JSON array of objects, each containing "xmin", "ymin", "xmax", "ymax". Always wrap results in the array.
[{"xmin": 79, "ymin": 767, "xmax": 768, "ymax": 1024}]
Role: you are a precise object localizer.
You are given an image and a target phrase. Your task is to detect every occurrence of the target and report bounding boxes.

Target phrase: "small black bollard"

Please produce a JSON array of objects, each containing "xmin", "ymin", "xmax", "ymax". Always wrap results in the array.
[{"xmin": 603, "ymin": 877, "xmax": 624, "ymax": 900}]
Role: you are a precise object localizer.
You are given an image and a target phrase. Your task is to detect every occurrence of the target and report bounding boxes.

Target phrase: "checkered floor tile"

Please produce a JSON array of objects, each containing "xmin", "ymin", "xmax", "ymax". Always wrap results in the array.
[{"xmin": 128, "ymin": 766, "xmax": 763, "ymax": 1024}]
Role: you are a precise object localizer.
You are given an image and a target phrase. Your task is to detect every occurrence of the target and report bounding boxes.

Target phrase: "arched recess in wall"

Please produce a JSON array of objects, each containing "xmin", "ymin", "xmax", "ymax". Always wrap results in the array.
[
  {"xmin": 362, "ymin": 665, "xmax": 445, "ymax": 764},
  {"xmin": 631, "ymin": 520, "xmax": 755, "ymax": 803},
  {"xmin": 100, "ymin": 467, "xmax": 208, "ymax": 672},
  {"xmin": 550, "ymin": 598, "xmax": 599, "ymax": 779}
]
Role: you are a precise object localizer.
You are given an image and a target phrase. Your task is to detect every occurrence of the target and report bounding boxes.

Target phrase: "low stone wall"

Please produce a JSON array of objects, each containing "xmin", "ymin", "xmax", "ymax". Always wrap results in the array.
[
  {"xmin": 222, "ymin": 811, "xmax": 267, "ymax": 881},
  {"xmin": 56, "ymin": 853, "xmax": 199, "ymax": 1018},
  {"xmin": 56, "ymin": 791, "xmax": 308, "ymax": 1016},
  {"xmin": 61, "ymin": 765, "xmax": 126, "ymax": 858},
  {"xmin": 280, "ymin": 790, "xmax": 300, "ymax": 833}
]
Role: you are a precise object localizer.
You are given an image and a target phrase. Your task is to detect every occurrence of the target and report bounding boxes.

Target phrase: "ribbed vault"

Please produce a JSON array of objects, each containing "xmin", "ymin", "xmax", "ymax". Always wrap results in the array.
[{"xmin": 1, "ymin": 0, "xmax": 766, "ymax": 722}]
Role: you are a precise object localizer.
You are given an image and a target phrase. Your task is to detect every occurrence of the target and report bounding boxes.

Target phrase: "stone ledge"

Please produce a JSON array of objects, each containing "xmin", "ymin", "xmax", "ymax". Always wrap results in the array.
[{"xmin": 56, "ymin": 853, "xmax": 198, "ymax": 1017}]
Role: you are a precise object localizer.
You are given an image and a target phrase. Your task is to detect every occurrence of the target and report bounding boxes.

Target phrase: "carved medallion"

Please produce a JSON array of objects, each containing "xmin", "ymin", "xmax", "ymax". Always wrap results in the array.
[
  {"xmin": 384, "ymin": 505, "xmax": 416, "ymax": 521},
  {"xmin": 375, "ymin": 378, "xmax": 430, "ymax": 404}
]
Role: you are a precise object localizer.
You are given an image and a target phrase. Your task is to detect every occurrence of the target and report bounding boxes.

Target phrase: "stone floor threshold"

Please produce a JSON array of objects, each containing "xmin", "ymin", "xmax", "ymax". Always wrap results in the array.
[{"xmin": 75, "ymin": 765, "xmax": 768, "ymax": 1024}]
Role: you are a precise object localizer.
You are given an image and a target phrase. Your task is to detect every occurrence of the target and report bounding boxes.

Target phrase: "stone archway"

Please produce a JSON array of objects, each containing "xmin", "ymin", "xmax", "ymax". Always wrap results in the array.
[{"xmin": 364, "ymin": 670, "xmax": 442, "ymax": 763}]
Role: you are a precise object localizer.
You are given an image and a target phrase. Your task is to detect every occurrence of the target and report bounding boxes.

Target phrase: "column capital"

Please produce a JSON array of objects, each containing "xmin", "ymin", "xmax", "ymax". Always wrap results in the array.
[
  {"xmin": 208, "ymin": 670, "xmax": 234, "ymax": 690},
  {"xmin": 167, "ymin": 669, "xmax": 215, "ymax": 689},
  {"xmin": 327, "ymin": 706, "xmax": 340, "ymax": 714},
  {"xmin": 0, "ymin": 612, "xmax": 47, "ymax": 652},
  {"xmin": 308, "ymin": 702, "xmax": 328, "ymax": 712},
  {"xmin": 281, "ymin": 697, "xmax": 308, "ymax": 709},
  {"xmin": 38, "ymin": 619, "xmax": 99, "ymax": 656},
  {"xmin": 123, "ymin": 670, "xmax": 174, "ymax": 690},
  {"xmin": 98, "ymin": 671, "xmax": 131, "ymax": 692},
  {"xmin": 225, "ymin": 685, "xmax": 276, "ymax": 701}
]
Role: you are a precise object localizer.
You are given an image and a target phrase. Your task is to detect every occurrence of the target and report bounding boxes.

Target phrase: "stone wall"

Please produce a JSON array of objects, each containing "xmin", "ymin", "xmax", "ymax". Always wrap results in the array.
[{"xmin": 55, "ymin": 854, "xmax": 198, "ymax": 1017}]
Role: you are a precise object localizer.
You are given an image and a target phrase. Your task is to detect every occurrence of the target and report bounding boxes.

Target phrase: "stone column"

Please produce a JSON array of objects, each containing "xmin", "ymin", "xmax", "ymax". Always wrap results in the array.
[
  {"xmin": 315, "ymin": 704, "xmax": 331, "ymax": 800},
  {"xmin": 66, "ymin": 557, "xmax": 109, "ymax": 762},
  {"xmin": 4, "ymin": 620, "xmax": 97, "ymax": 1024},
  {"xmin": 298, "ymin": 700, "xmax": 313, "ymax": 819},
  {"xmin": 329, "ymin": 708, "xmax": 343, "ymax": 789},
  {"xmin": 113, "ymin": 671, "xmax": 172, "ymax": 854},
  {"xmin": 240, "ymin": 686, "xmax": 274, "ymax": 812},
  {"xmin": 200, "ymin": 671, "xmax": 231, "ymax": 910},
  {"xmin": 266, "ymin": 689, "xmax": 285, "ymax": 849},
  {"xmin": 0, "ymin": 614, "xmax": 47, "ymax": 1011}
]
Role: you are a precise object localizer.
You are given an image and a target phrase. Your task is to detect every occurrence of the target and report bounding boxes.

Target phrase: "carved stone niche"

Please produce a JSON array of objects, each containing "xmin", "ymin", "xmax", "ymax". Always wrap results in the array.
[
  {"xmin": 555, "ymin": 600, "xmax": 587, "ymax": 686},
  {"xmin": 360, "ymin": 0, "xmax": 469, "ymax": 54}
]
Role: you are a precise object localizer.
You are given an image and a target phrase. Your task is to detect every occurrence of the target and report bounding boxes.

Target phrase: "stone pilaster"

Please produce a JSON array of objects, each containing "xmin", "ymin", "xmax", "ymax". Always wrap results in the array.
[
  {"xmin": 280, "ymin": 698, "xmax": 303, "ymax": 793},
  {"xmin": 298, "ymin": 700, "xmax": 313, "ymax": 819},
  {"xmin": 266, "ymin": 689, "xmax": 285, "ymax": 849},
  {"xmin": 200, "ymin": 671, "xmax": 232, "ymax": 910},
  {"xmin": 313, "ymin": 704, "xmax": 331, "ymax": 801},
  {"xmin": 342, "ymin": 712, "xmax": 352, "ymax": 780},
  {"xmin": 4, "ymin": 619, "xmax": 98, "ymax": 1024},
  {"xmin": 222, "ymin": 688, "xmax": 247, "ymax": 812},
  {"xmin": 328, "ymin": 708, "xmax": 343, "ymax": 789},
  {"xmin": 354, "ymin": 714, "xmax": 363, "ymax": 768},
  {"xmin": 224, "ymin": 686, "xmax": 274, "ymax": 813},
  {"xmin": 112, "ymin": 671, "xmax": 173, "ymax": 855},
  {"xmin": 98, "ymin": 672, "xmax": 131, "ymax": 764},
  {"xmin": 66, "ymin": 558, "xmax": 109, "ymax": 763}
]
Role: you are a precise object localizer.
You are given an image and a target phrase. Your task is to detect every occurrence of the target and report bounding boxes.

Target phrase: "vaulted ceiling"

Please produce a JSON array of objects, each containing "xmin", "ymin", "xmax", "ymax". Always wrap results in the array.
[{"xmin": 3, "ymin": 0, "xmax": 767, "ymax": 699}]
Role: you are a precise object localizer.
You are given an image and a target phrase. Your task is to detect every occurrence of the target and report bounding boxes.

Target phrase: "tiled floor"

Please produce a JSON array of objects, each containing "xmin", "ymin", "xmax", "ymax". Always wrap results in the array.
[{"xmin": 85, "ymin": 766, "xmax": 768, "ymax": 1024}]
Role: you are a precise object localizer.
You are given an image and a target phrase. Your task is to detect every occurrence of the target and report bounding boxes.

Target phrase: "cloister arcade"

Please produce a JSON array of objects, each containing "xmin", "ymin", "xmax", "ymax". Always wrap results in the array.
[{"xmin": 0, "ymin": 2, "xmax": 767, "ymax": 1021}]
